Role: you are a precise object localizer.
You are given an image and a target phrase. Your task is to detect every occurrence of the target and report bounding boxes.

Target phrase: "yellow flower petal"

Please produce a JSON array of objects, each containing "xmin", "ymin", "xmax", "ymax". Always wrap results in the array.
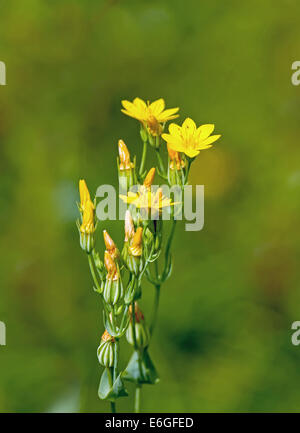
[
  {"xmin": 197, "ymin": 124, "xmax": 215, "ymax": 140},
  {"xmin": 149, "ymin": 98, "xmax": 165, "ymax": 115},
  {"xmin": 168, "ymin": 123, "xmax": 182, "ymax": 136},
  {"xmin": 184, "ymin": 148, "xmax": 200, "ymax": 158},
  {"xmin": 199, "ymin": 134, "xmax": 221, "ymax": 147}
]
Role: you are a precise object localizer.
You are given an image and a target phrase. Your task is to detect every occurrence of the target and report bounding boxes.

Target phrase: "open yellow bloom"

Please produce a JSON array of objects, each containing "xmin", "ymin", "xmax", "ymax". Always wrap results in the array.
[
  {"xmin": 121, "ymin": 97, "xmax": 179, "ymax": 136},
  {"xmin": 120, "ymin": 187, "xmax": 176, "ymax": 213},
  {"xmin": 162, "ymin": 118, "xmax": 221, "ymax": 158}
]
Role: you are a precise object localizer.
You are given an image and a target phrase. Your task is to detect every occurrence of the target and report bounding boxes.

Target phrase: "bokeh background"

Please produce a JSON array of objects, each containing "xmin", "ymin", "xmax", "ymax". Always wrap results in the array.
[{"xmin": 0, "ymin": 0, "xmax": 300, "ymax": 413}]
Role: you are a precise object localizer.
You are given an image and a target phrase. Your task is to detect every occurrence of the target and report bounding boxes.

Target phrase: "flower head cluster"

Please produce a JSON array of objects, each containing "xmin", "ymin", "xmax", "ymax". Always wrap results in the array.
[{"xmin": 77, "ymin": 96, "xmax": 221, "ymax": 412}]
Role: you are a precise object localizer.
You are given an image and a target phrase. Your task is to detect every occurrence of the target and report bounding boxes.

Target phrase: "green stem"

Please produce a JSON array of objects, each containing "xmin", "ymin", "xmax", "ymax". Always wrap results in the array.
[
  {"xmin": 131, "ymin": 301, "xmax": 143, "ymax": 412},
  {"xmin": 106, "ymin": 367, "xmax": 116, "ymax": 413},
  {"xmin": 155, "ymin": 148, "xmax": 167, "ymax": 178},
  {"xmin": 184, "ymin": 157, "xmax": 194, "ymax": 184},
  {"xmin": 139, "ymin": 139, "xmax": 148, "ymax": 177},
  {"xmin": 150, "ymin": 217, "xmax": 177, "ymax": 336},
  {"xmin": 164, "ymin": 219, "xmax": 177, "ymax": 265},
  {"xmin": 135, "ymin": 384, "xmax": 141, "ymax": 413},
  {"xmin": 113, "ymin": 339, "xmax": 119, "ymax": 382},
  {"xmin": 88, "ymin": 254, "xmax": 102, "ymax": 292},
  {"xmin": 150, "ymin": 284, "xmax": 160, "ymax": 336}
]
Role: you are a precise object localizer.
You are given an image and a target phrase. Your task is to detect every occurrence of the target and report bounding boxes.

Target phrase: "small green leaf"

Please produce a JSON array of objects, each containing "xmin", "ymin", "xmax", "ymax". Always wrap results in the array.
[
  {"xmin": 98, "ymin": 369, "xmax": 128, "ymax": 402},
  {"xmin": 123, "ymin": 349, "xmax": 160, "ymax": 385}
]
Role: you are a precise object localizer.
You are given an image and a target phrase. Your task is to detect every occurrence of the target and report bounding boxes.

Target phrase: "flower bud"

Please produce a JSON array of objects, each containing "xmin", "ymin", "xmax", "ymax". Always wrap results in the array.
[
  {"xmin": 167, "ymin": 145, "xmax": 186, "ymax": 186},
  {"xmin": 97, "ymin": 330, "xmax": 115, "ymax": 367},
  {"xmin": 129, "ymin": 227, "xmax": 143, "ymax": 257},
  {"xmin": 126, "ymin": 303, "xmax": 150, "ymax": 349},
  {"xmin": 103, "ymin": 251, "xmax": 123, "ymax": 305},
  {"xmin": 140, "ymin": 126, "xmax": 148, "ymax": 143},
  {"xmin": 79, "ymin": 199, "xmax": 95, "ymax": 253},
  {"xmin": 79, "ymin": 179, "xmax": 93, "ymax": 212},
  {"xmin": 103, "ymin": 230, "xmax": 119, "ymax": 260},
  {"xmin": 124, "ymin": 210, "xmax": 135, "ymax": 242},
  {"xmin": 143, "ymin": 168, "xmax": 156, "ymax": 189},
  {"xmin": 118, "ymin": 139, "xmax": 135, "ymax": 192},
  {"xmin": 118, "ymin": 139, "xmax": 133, "ymax": 170}
]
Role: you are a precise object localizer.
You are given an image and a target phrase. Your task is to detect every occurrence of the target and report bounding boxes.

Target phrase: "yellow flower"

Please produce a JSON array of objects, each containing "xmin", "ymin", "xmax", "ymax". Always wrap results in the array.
[
  {"xmin": 121, "ymin": 97, "xmax": 179, "ymax": 136},
  {"xmin": 79, "ymin": 179, "xmax": 94, "ymax": 212},
  {"xmin": 162, "ymin": 118, "xmax": 221, "ymax": 158},
  {"xmin": 120, "ymin": 187, "xmax": 176, "ymax": 213},
  {"xmin": 80, "ymin": 199, "xmax": 95, "ymax": 234}
]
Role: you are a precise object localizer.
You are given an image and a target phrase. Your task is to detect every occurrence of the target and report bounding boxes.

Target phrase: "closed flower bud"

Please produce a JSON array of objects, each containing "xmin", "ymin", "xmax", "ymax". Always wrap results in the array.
[
  {"xmin": 118, "ymin": 139, "xmax": 133, "ymax": 170},
  {"xmin": 79, "ymin": 199, "xmax": 96, "ymax": 253},
  {"xmin": 167, "ymin": 145, "xmax": 186, "ymax": 186},
  {"xmin": 103, "ymin": 230, "xmax": 119, "ymax": 260},
  {"xmin": 79, "ymin": 179, "xmax": 93, "ymax": 212},
  {"xmin": 104, "ymin": 251, "xmax": 118, "ymax": 280},
  {"xmin": 167, "ymin": 145, "xmax": 185, "ymax": 170},
  {"xmin": 124, "ymin": 210, "xmax": 135, "ymax": 242},
  {"xmin": 122, "ymin": 225, "xmax": 144, "ymax": 276},
  {"xmin": 126, "ymin": 303, "xmax": 150, "ymax": 349},
  {"xmin": 140, "ymin": 126, "xmax": 148, "ymax": 143},
  {"xmin": 97, "ymin": 330, "xmax": 115, "ymax": 367},
  {"xmin": 143, "ymin": 168, "xmax": 156, "ymax": 189},
  {"xmin": 118, "ymin": 139, "xmax": 135, "ymax": 192},
  {"xmin": 103, "ymin": 251, "xmax": 123, "ymax": 305},
  {"xmin": 129, "ymin": 227, "xmax": 143, "ymax": 257}
]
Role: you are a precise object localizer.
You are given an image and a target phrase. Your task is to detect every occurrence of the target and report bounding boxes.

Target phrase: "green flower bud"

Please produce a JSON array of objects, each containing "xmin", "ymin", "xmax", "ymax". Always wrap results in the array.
[
  {"xmin": 140, "ymin": 126, "xmax": 148, "ymax": 143},
  {"xmin": 92, "ymin": 251, "xmax": 106, "ymax": 280},
  {"xmin": 126, "ymin": 303, "xmax": 150, "ymax": 349},
  {"xmin": 118, "ymin": 139, "xmax": 136, "ymax": 192},
  {"xmin": 126, "ymin": 322, "xmax": 150, "ymax": 349},
  {"xmin": 97, "ymin": 330, "xmax": 115, "ymax": 367},
  {"xmin": 79, "ymin": 231, "xmax": 95, "ymax": 254},
  {"xmin": 103, "ymin": 276, "xmax": 123, "ymax": 305},
  {"xmin": 103, "ymin": 252, "xmax": 123, "ymax": 305}
]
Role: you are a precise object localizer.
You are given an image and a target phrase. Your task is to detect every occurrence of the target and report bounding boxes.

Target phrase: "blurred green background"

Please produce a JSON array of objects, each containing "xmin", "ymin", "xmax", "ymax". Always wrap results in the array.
[{"xmin": 1, "ymin": 0, "xmax": 300, "ymax": 413}]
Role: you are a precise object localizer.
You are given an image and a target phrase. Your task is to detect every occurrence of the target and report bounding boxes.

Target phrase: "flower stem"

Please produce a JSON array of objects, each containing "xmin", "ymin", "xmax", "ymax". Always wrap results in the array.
[
  {"xmin": 150, "ymin": 217, "xmax": 177, "ymax": 336},
  {"xmin": 88, "ymin": 254, "xmax": 102, "ymax": 292},
  {"xmin": 150, "ymin": 284, "xmax": 160, "ymax": 336},
  {"xmin": 131, "ymin": 301, "xmax": 143, "ymax": 412},
  {"xmin": 113, "ymin": 338, "xmax": 119, "ymax": 382},
  {"xmin": 155, "ymin": 148, "xmax": 167, "ymax": 179},
  {"xmin": 106, "ymin": 367, "xmax": 116, "ymax": 413},
  {"xmin": 139, "ymin": 139, "xmax": 148, "ymax": 178},
  {"xmin": 135, "ymin": 384, "xmax": 141, "ymax": 413}
]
